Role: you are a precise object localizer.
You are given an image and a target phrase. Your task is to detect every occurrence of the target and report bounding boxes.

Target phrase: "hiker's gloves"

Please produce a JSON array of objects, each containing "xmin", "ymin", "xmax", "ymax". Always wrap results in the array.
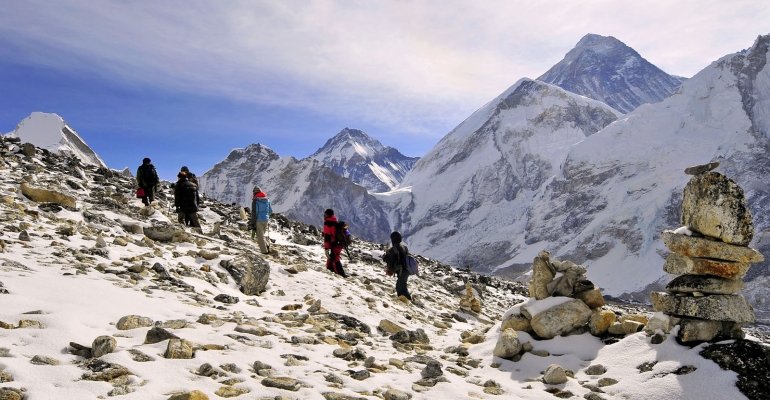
[{"xmin": 324, "ymin": 249, "xmax": 331, "ymax": 259}]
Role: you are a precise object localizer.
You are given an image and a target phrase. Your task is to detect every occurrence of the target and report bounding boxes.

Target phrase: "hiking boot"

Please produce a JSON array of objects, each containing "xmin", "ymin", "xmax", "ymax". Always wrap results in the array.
[{"xmin": 398, "ymin": 295, "xmax": 411, "ymax": 304}]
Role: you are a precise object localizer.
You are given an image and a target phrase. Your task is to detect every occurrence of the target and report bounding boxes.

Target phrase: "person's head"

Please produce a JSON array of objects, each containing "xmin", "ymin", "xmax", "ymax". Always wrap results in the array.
[
  {"xmin": 390, "ymin": 231, "xmax": 402, "ymax": 244},
  {"xmin": 143, "ymin": 157, "xmax": 151, "ymax": 165},
  {"xmin": 253, "ymin": 186, "xmax": 261, "ymax": 195},
  {"xmin": 181, "ymin": 166, "xmax": 190, "ymax": 173},
  {"xmin": 255, "ymin": 191, "xmax": 266, "ymax": 198},
  {"xmin": 177, "ymin": 172, "xmax": 187, "ymax": 180},
  {"xmin": 324, "ymin": 208, "xmax": 334, "ymax": 218}
]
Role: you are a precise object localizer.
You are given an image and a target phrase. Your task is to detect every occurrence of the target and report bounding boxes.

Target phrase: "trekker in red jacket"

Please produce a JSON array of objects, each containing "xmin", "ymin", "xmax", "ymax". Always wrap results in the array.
[{"xmin": 323, "ymin": 208, "xmax": 347, "ymax": 278}]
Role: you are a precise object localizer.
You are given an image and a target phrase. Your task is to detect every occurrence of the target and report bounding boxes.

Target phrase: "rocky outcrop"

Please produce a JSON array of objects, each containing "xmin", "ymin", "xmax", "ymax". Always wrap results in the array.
[{"xmin": 652, "ymin": 165, "xmax": 764, "ymax": 342}]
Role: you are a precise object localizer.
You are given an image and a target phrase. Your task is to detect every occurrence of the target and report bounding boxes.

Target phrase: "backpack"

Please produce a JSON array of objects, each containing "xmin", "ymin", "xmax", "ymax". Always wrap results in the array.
[
  {"xmin": 141, "ymin": 164, "xmax": 159, "ymax": 185},
  {"xmin": 405, "ymin": 255, "xmax": 419, "ymax": 275},
  {"xmin": 334, "ymin": 221, "xmax": 352, "ymax": 247}
]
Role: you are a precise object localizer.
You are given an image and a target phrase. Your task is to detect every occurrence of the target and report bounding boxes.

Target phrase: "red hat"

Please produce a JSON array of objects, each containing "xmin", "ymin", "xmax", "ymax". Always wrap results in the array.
[{"xmin": 255, "ymin": 192, "xmax": 266, "ymax": 198}]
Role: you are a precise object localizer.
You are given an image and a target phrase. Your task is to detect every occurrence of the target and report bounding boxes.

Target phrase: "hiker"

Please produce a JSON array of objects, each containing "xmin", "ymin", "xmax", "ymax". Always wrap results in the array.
[
  {"xmin": 180, "ymin": 166, "xmax": 202, "ymax": 206},
  {"xmin": 382, "ymin": 231, "xmax": 412, "ymax": 301},
  {"xmin": 323, "ymin": 208, "xmax": 347, "ymax": 277},
  {"xmin": 136, "ymin": 157, "xmax": 159, "ymax": 206},
  {"xmin": 174, "ymin": 172, "xmax": 200, "ymax": 228},
  {"xmin": 248, "ymin": 186, "xmax": 273, "ymax": 254}
]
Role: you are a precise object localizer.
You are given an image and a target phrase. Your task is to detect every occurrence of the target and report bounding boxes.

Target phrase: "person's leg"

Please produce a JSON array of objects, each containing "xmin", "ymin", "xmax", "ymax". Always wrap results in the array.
[
  {"xmin": 188, "ymin": 213, "xmax": 201, "ymax": 228},
  {"xmin": 177, "ymin": 212, "xmax": 185, "ymax": 224},
  {"xmin": 141, "ymin": 186, "xmax": 149, "ymax": 205},
  {"xmin": 256, "ymin": 221, "xmax": 268, "ymax": 253},
  {"xmin": 332, "ymin": 246, "xmax": 346, "ymax": 277},
  {"xmin": 396, "ymin": 272, "xmax": 411, "ymax": 300},
  {"xmin": 147, "ymin": 185, "xmax": 155, "ymax": 203}
]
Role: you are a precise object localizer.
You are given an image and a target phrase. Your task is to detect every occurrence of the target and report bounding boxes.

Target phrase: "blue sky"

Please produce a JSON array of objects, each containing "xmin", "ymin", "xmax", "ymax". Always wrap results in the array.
[{"xmin": 1, "ymin": 1, "xmax": 768, "ymax": 180}]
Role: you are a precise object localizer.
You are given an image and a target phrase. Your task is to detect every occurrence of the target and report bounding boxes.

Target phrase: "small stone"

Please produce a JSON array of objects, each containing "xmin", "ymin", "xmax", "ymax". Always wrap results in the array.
[
  {"xmin": 91, "ymin": 335, "xmax": 117, "ymax": 358},
  {"xmin": 543, "ymin": 364, "xmax": 568, "ymax": 385},
  {"xmin": 261, "ymin": 377, "xmax": 302, "ymax": 391},
  {"xmin": 585, "ymin": 364, "xmax": 607, "ymax": 375},
  {"xmin": 597, "ymin": 377, "xmax": 618, "ymax": 387},
  {"xmin": 167, "ymin": 390, "xmax": 210, "ymax": 400},
  {"xmin": 116, "ymin": 315, "xmax": 153, "ymax": 330},
  {"xmin": 30, "ymin": 355, "xmax": 60, "ymax": 365},
  {"xmin": 421, "ymin": 360, "xmax": 443, "ymax": 378},
  {"xmin": 684, "ymin": 162, "xmax": 719, "ymax": 175}
]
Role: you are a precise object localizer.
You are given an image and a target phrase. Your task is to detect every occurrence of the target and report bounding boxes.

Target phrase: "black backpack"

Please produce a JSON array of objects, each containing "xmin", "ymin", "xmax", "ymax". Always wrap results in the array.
[
  {"xmin": 334, "ymin": 221, "xmax": 352, "ymax": 247},
  {"xmin": 141, "ymin": 164, "xmax": 159, "ymax": 185}
]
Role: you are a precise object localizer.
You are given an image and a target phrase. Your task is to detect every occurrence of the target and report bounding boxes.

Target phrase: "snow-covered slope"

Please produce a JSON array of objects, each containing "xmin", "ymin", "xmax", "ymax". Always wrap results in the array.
[
  {"xmin": 310, "ymin": 128, "xmax": 419, "ymax": 193},
  {"xmin": 538, "ymin": 34, "xmax": 687, "ymax": 113},
  {"xmin": 199, "ymin": 143, "xmax": 391, "ymax": 242},
  {"xmin": 4, "ymin": 112, "xmax": 107, "ymax": 168},
  {"xmin": 388, "ymin": 78, "xmax": 621, "ymax": 272}
]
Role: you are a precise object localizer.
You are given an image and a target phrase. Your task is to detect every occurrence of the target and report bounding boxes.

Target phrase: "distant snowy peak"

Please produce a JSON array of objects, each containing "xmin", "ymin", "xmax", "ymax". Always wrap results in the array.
[
  {"xmin": 5, "ymin": 112, "xmax": 107, "ymax": 168},
  {"xmin": 538, "ymin": 34, "xmax": 687, "ymax": 113},
  {"xmin": 310, "ymin": 128, "xmax": 419, "ymax": 193}
]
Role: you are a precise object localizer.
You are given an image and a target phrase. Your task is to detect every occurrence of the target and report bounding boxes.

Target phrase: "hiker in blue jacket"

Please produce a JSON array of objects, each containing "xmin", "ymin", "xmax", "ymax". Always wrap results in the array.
[{"xmin": 248, "ymin": 187, "xmax": 272, "ymax": 254}]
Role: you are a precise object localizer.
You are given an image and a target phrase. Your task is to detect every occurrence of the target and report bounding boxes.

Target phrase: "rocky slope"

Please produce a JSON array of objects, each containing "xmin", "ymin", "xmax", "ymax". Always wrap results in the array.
[
  {"xmin": 310, "ymin": 128, "xmax": 419, "ymax": 193},
  {"xmin": 538, "ymin": 34, "xmax": 687, "ymax": 113}
]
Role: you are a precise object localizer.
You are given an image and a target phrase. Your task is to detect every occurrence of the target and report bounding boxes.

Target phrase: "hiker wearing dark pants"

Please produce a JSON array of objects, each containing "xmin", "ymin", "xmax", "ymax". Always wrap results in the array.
[
  {"xmin": 382, "ymin": 231, "xmax": 412, "ymax": 301},
  {"xmin": 136, "ymin": 157, "xmax": 158, "ymax": 206},
  {"xmin": 174, "ymin": 172, "xmax": 200, "ymax": 228},
  {"xmin": 323, "ymin": 208, "xmax": 347, "ymax": 277}
]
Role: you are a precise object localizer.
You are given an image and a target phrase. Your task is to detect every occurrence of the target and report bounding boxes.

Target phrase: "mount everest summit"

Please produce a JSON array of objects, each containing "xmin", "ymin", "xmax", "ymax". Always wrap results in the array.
[{"xmin": 538, "ymin": 34, "xmax": 688, "ymax": 113}]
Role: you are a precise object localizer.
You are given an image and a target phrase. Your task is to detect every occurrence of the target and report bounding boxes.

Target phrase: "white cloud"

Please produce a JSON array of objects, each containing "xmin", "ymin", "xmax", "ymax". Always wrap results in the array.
[{"xmin": 1, "ymin": 0, "xmax": 768, "ymax": 139}]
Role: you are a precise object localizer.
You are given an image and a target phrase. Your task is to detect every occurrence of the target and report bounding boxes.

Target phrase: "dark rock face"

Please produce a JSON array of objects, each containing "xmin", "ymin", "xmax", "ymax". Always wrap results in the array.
[
  {"xmin": 538, "ymin": 33, "xmax": 686, "ymax": 113},
  {"xmin": 700, "ymin": 339, "xmax": 770, "ymax": 400}
]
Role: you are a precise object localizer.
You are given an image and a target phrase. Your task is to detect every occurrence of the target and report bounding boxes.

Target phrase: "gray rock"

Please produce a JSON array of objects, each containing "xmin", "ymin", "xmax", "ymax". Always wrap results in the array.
[
  {"xmin": 143, "ymin": 222, "xmax": 184, "ymax": 242},
  {"xmin": 91, "ymin": 335, "xmax": 117, "ymax": 358},
  {"xmin": 421, "ymin": 360, "xmax": 443, "ymax": 378},
  {"xmin": 220, "ymin": 251, "xmax": 270, "ymax": 295},
  {"xmin": 500, "ymin": 313, "xmax": 531, "ymax": 333},
  {"xmin": 681, "ymin": 172, "xmax": 753, "ymax": 246},
  {"xmin": 530, "ymin": 299, "xmax": 592, "ymax": 339},
  {"xmin": 684, "ymin": 162, "xmax": 719, "ymax": 175},
  {"xmin": 390, "ymin": 328, "xmax": 430, "ymax": 344},
  {"xmin": 383, "ymin": 388, "xmax": 411, "ymax": 400},
  {"xmin": 663, "ymin": 253, "xmax": 750, "ymax": 280},
  {"xmin": 529, "ymin": 251, "xmax": 555, "ymax": 300},
  {"xmin": 261, "ymin": 377, "xmax": 302, "ymax": 391},
  {"xmin": 585, "ymin": 364, "xmax": 606, "ymax": 375},
  {"xmin": 493, "ymin": 328, "xmax": 521, "ymax": 359},
  {"xmin": 678, "ymin": 318, "xmax": 744, "ymax": 342},
  {"xmin": 164, "ymin": 339, "xmax": 195, "ymax": 359},
  {"xmin": 543, "ymin": 364, "xmax": 568, "ymax": 385},
  {"xmin": 144, "ymin": 326, "xmax": 179, "ymax": 344},
  {"xmin": 661, "ymin": 231, "xmax": 764, "ymax": 264},
  {"xmin": 597, "ymin": 377, "xmax": 618, "ymax": 387},
  {"xmin": 650, "ymin": 333, "xmax": 667, "ymax": 344},
  {"xmin": 349, "ymin": 369, "xmax": 371, "ymax": 380},
  {"xmin": 30, "ymin": 355, "xmax": 59, "ymax": 365},
  {"xmin": 651, "ymin": 292, "xmax": 756, "ymax": 323},
  {"xmin": 666, "ymin": 274, "xmax": 744, "ymax": 295},
  {"xmin": 214, "ymin": 294, "xmax": 239, "ymax": 304},
  {"xmin": 20, "ymin": 182, "xmax": 77, "ymax": 208},
  {"xmin": 18, "ymin": 230, "xmax": 30, "ymax": 241},
  {"xmin": 116, "ymin": 315, "xmax": 153, "ymax": 330}
]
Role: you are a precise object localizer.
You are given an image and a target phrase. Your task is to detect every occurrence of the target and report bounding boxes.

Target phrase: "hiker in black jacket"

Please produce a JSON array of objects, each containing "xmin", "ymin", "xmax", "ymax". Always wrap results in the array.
[
  {"xmin": 174, "ymin": 172, "xmax": 200, "ymax": 228},
  {"xmin": 136, "ymin": 157, "xmax": 159, "ymax": 206},
  {"xmin": 382, "ymin": 231, "xmax": 412, "ymax": 301}
]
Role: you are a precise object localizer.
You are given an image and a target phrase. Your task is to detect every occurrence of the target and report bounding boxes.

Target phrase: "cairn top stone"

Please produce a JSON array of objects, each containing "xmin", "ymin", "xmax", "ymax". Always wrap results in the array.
[
  {"xmin": 684, "ymin": 162, "xmax": 719, "ymax": 175},
  {"xmin": 681, "ymin": 172, "xmax": 753, "ymax": 246}
]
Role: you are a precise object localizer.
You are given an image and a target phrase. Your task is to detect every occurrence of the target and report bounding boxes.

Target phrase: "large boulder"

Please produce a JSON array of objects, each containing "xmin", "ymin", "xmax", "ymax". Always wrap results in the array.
[
  {"xmin": 588, "ymin": 309, "xmax": 616, "ymax": 336},
  {"xmin": 663, "ymin": 253, "xmax": 751, "ymax": 280},
  {"xmin": 530, "ymin": 299, "xmax": 592, "ymax": 339},
  {"xmin": 500, "ymin": 313, "xmax": 532, "ymax": 333},
  {"xmin": 681, "ymin": 172, "xmax": 753, "ymax": 246},
  {"xmin": 20, "ymin": 182, "xmax": 76, "ymax": 208},
  {"xmin": 678, "ymin": 318, "xmax": 744, "ymax": 342},
  {"xmin": 220, "ymin": 251, "xmax": 270, "ymax": 295},
  {"xmin": 143, "ymin": 222, "xmax": 185, "ymax": 242},
  {"xmin": 650, "ymin": 292, "xmax": 756, "ymax": 323},
  {"xmin": 661, "ymin": 231, "xmax": 764, "ymax": 263},
  {"xmin": 666, "ymin": 274, "xmax": 744, "ymax": 295}
]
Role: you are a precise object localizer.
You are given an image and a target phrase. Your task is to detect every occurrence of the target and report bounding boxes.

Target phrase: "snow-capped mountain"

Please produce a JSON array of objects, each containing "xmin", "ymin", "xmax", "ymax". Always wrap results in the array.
[
  {"xmin": 538, "ymin": 34, "xmax": 687, "ymax": 114},
  {"xmin": 4, "ymin": 112, "xmax": 107, "ymax": 168},
  {"xmin": 310, "ymin": 128, "xmax": 419, "ymax": 193},
  {"xmin": 199, "ymin": 143, "xmax": 391, "ymax": 242},
  {"xmin": 386, "ymin": 78, "xmax": 621, "ymax": 273}
]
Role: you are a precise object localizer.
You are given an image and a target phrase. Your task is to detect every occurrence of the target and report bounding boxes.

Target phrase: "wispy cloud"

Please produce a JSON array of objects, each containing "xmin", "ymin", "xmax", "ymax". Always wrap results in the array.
[{"xmin": 2, "ymin": 0, "xmax": 768, "ymax": 140}]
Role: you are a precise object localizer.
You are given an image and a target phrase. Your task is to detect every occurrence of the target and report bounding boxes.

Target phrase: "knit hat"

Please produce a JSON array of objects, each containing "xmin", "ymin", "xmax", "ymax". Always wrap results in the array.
[
  {"xmin": 143, "ymin": 158, "xmax": 151, "ymax": 164},
  {"xmin": 390, "ymin": 231, "xmax": 402, "ymax": 244},
  {"xmin": 252, "ymin": 186, "xmax": 261, "ymax": 194},
  {"xmin": 181, "ymin": 166, "xmax": 190, "ymax": 172},
  {"xmin": 324, "ymin": 208, "xmax": 334, "ymax": 217},
  {"xmin": 255, "ymin": 192, "xmax": 266, "ymax": 198}
]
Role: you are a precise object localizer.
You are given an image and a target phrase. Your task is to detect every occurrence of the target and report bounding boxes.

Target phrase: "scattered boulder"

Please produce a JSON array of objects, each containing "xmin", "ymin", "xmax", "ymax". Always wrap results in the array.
[
  {"xmin": 164, "ymin": 339, "xmax": 195, "ymax": 359},
  {"xmin": 220, "ymin": 251, "xmax": 270, "ymax": 295},
  {"xmin": 143, "ymin": 222, "xmax": 185, "ymax": 242},
  {"xmin": 530, "ymin": 299, "xmax": 592, "ymax": 339},
  {"xmin": 91, "ymin": 335, "xmax": 116, "ymax": 358},
  {"xmin": 20, "ymin": 182, "xmax": 77, "ymax": 208},
  {"xmin": 493, "ymin": 328, "xmax": 521, "ymax": 359},
  {"xmin": 116, "ymin": 315, "xmax": 153, "ymax": 330},
  {"xmin": 543, "ymin": 364, "xmax": 568, "ymax": 385}
]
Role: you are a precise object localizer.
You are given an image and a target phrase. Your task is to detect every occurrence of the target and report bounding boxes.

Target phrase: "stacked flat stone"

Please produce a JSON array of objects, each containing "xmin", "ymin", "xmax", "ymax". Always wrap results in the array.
[{"xmin": 650, "ymin": 163, "xmax": 764, "ymax": 343}]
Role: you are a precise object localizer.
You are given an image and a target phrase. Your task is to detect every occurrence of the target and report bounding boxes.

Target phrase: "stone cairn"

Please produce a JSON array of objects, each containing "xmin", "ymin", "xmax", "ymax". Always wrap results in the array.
[
  {"xmin": 493, "ymin": 250, "xmax": 653, "ymax": 363},
  {"xmin": 650, "ymin": 162, "xmax": 765, "ymax": 343}
]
